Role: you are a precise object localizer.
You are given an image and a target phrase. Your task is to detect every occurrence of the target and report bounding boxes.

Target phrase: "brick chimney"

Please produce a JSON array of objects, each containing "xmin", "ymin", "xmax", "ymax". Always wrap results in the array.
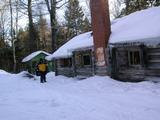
[{"xmin": 90, "ymin": 0, "xmax": 111, "ymax": 75}]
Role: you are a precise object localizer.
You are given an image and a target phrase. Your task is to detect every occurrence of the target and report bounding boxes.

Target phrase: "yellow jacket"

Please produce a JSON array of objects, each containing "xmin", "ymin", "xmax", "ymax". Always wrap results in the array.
[{"xmin": 38, "ymin": 63, "xmax": 47, "ymax": 72}]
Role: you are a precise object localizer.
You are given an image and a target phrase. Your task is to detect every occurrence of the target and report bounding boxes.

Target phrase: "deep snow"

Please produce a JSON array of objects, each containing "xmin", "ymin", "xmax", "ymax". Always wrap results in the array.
[{"xmin": 0, "ymin": 71, "xmax": 160, "ymax": 120}]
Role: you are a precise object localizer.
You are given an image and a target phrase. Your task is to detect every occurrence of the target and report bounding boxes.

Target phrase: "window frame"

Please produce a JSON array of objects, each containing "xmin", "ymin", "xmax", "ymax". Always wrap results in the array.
[
  {"xmin": 82, "ymin": 54, "xmax": 91, "ymax": 66},
  {"xmin": 128, "ymin": 50, "xmax": 141, "ymax": 66}
]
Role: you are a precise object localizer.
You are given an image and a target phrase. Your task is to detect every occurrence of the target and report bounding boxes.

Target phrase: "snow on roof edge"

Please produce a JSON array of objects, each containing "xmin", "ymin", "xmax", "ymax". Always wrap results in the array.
[
  {"xmin": 46, "ymin": 53, "xmax": 72, "ymax": 60},
  {"xmin": 46, "ymin": 32, "xmax": 93, "ymax": 60},
  {"xmin": 109, "ymin": 36, "xmax": 160, "ymax": 46},
  {"xmin": 22, "ymin": 50, "xmax": 51, "ymax": 62}
]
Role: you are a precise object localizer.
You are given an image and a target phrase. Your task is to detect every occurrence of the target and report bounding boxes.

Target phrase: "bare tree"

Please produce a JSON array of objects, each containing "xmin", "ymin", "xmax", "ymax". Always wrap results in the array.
[
  {"xmin": 15, "ymin": 0, "xmax": 19, "ymax": 38},
  {"xmin": 0, "ymin": 7, "xmax": 6, "ymax": 43},
  {"xmin": 44, "ymin": 0, "xmax": 68, "ymax": 52},
  {"xmin": 110, "ymin": 0, "xmax": 123, "ymax": 18},
  {"xmin": 9, "ymin": 0, "xmax": 17, "ymax": 72},
  {"xmin": 27, "ymin": 0, "xmax": 38, "ymax": 53}
]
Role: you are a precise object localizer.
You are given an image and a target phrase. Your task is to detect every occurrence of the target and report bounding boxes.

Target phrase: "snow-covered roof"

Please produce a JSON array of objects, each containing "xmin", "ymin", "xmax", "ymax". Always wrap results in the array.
[
  {"xmin": 47, "ymin": 7, "xmax": 160, "ymax": 60},
  {"xmin": 22, "ymin": 51, "xmax": 51, "ymax": 62},
  {"xmin": 110, "ymin": 36, "xmax": 160, "ymax": 47},
  {"xmin": 46, "ymin": 32, "xmax": 93, "ymax": 60},
  {"xmin": 109, "ymin": 7, "xmax": 160, "ymax": 44}
]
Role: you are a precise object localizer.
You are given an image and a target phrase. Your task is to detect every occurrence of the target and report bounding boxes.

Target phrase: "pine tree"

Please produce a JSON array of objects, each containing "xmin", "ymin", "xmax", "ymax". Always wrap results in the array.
[
  {"xmin": 126, "ymin": 0, "xmax": 148, "ymax": 15},
  {"xmin": 82, "ymin": 17, "xmax": 91, "ymax": 32},
  {"xmin": 0, "ymin": 24, "xmax": 5, "ymax": 48},
  {"xmin": 121, "ymin": 0, "xmax": 160, "ymax": 16},
  {"xmin": 37, "ymin": 15, "xmax": 52, "ymax": 52},
  {"xmin": 154, "ymin": 0, "xmax": 160, "ymax": 6},
  {"xmin": 64, "ymin": 0, "xmax": 89, "ymax": 39}
]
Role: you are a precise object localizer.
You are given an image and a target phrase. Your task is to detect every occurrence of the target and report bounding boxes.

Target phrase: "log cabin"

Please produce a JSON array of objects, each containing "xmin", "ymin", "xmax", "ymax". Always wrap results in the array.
[
  {"xmin": 47, "ymin": 4, "xmax": 160, "ymax": 81},
  {"xmin": 108, "ymin": 7, "xmax": 160, "ymax": 81},
  {"xmin": 46, "ymin": 0, "xmax": 111, "ymax": 78},
  {"xmin": 46, "ymin": 32, "xmax": 94, "ymax": 77}
]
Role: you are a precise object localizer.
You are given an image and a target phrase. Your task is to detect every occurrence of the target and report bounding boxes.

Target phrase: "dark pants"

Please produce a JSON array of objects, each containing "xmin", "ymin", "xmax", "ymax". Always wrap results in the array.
[{"xmin": 40, "ymin": 72, "xmax": 46, "ymax": 83}]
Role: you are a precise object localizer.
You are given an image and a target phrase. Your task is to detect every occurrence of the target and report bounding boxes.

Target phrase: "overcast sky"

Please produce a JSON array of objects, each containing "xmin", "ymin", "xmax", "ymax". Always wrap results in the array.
[{"xmin": 18, "ymin": 0, "xmax": 116, "ymax": 28}]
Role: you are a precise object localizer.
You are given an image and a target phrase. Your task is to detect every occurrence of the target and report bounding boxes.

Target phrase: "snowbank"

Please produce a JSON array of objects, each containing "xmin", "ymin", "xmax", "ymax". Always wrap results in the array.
[
  {"xmin": 0, "ymin": 69, "xmax": 10, "ymax": 75},
  {"xmin": 0, "ymin": 73, "xmax": 160, "ymax": 120}
]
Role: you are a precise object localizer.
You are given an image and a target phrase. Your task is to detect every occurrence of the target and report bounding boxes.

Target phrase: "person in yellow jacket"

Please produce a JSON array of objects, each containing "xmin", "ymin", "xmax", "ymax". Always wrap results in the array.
[{"xmin": 37, "ymin": 58, "xmax": 48, "ymax": 83}]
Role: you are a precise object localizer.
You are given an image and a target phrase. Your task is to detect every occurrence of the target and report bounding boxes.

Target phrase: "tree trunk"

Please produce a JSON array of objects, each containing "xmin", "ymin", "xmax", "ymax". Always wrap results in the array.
[
  {"xmin": 45, "ymin": 0, "xmax": 57, "ymax": 52},
  {"xmin": 50, "ymin": 0, "xmax": 57, "ymax": 52},
  {"xmin": 28, "ymin": 0, "xmax": 37, "ymax": 53},
  {"xmin": 9, "ymin": 0, "xmax": 17, "ymax": 72}
]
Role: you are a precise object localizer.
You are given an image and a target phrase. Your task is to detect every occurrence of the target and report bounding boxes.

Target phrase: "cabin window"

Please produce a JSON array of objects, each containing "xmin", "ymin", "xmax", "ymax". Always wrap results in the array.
[
  {"xmin": 83, "ymin": 54, "xmax": 91, "ymax": 66},
  {"xmin": 129, "ymin": 51, "xmax": 140, "ymax": 65},
  {"xmin": 59, "ymin": 58, "xmax": 72, "ymax": 67},
  {"xmin": 75, "ymin": 55, "xmax": 82, "ymax": 66}
]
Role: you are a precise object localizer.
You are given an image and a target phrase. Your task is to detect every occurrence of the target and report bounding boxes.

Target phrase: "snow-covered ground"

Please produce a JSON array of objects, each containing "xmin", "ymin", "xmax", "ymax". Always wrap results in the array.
[{"xmin": 0, "ymin": 70, "xmax": 160, "ymax": 120}]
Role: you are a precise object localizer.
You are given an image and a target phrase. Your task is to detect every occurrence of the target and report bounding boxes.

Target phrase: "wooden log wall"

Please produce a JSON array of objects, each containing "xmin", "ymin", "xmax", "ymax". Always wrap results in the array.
[
  {"xmin": 74, "ymin": 49, "xmax": 95, "ymax": 77},
  {"xmin": 57, "ymin": 67, "xmax": 74, "ymax": 77},
  {"xmin": 146, "ymin": 47, "xmax": 160, "ymax": 77},
  {"xmin": 75, "ymin": 67, "xmax": 93, "ymax": 76},
  {"xmin": 110, "ymin": 45, "xmax": 160, "ymax": 81},
  {"xmin": 110, "ymin": 46, "xmax": 141, "ymax": 81},
  {"xmin": 56, "ymin": 58, "xmax": 74, "ymax": 77}
]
